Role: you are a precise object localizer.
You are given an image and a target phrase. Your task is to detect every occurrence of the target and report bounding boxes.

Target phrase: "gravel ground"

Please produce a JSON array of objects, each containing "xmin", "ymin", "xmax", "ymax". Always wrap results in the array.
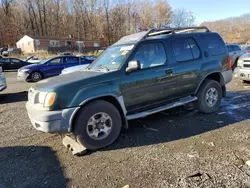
[{"xmin": 1, "ymin": 71, "xmax": 250, "ymax": 188}]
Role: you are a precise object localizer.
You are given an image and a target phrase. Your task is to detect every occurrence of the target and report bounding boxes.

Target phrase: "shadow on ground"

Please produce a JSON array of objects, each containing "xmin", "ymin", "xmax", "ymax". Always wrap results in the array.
[
  {"xmin": 0, "ymin": 91, "xmax": 27, "ymax": 104},
  {"xmin": 0, "ymin": 146, "xmax": 68, "ymax": 188},
  {"xmin": 101, "ymin": 90, "xmax": 250, "ymax": 152}
]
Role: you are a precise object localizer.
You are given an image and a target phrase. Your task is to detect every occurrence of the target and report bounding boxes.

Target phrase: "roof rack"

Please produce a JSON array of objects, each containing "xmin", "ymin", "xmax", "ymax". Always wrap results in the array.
[{"xmin": 146, "ymin": 26, "xmax": 210, "ymax": 38}]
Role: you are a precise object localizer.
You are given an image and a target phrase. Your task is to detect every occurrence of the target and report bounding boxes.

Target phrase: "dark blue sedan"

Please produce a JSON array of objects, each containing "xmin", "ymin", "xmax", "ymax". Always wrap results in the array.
[{"xmin": 17, "ymin": 55, "xmax": 94, "ymax": 82}]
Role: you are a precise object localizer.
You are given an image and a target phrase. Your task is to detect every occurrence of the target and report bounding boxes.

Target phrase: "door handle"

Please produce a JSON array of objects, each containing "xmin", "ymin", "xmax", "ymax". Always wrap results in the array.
[{"xmin": 165, "ymin": 69, "xmax": 173, "ymax": 75}]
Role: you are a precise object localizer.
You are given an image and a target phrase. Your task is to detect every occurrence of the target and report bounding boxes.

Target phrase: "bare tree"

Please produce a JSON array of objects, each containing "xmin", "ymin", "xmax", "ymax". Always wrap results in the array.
[{"xmin": 171, "ymin": 8, "xmax": 196, "ymax": 27}]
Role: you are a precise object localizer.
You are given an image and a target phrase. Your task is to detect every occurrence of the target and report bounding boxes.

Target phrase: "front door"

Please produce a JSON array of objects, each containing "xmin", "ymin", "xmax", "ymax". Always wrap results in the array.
[
  {"xmin": 10, "ymin": 58, "xmax": 24, "ymax": 69},
  {"xmin": 120, "ymin": 41, "xmax": 177, "ymax": 113},
  {"xmin": 42, "ymin": 57, "xmax": 65, "ymax": 77}
]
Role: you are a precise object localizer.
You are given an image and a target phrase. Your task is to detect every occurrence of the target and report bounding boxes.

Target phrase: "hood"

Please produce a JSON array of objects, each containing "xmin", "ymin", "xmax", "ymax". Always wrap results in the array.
[
  {"xmin": 34, "ymin": 70, "xmax": 104, "ymax": 91},
  {"xmin": 19, "ymin": 63, "xmax": 42, "ymax": 70},
  {"xmin": 62, "ymin": 64, "xmax": 89, "ymax": 74},
  {"xmin": 241, "ymin": 54, "xmax": 250, "ymax": 61}
]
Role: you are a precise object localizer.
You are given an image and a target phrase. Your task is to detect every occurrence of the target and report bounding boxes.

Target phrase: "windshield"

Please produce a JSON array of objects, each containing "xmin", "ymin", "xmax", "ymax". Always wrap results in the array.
[
  {"xmin": 88, "ymin": 44, "xmax": 134, "ymax": 72},
  {"xmin": 38, "ymin": 60, "xmax": 47, "ymax": 64}
]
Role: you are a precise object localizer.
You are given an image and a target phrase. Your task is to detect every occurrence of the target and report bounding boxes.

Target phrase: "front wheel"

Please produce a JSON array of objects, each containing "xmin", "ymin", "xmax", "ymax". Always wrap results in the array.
[
  {"xmin": 30, "ymin": 71, "xmax": 42, "ymax": 82},
  {"xmin": 74, "ymin": 100, "xmax": 122, "ymax": 150},
  {"xmin": 195, "ymin": 79, "xmax": 222, "ymax": 114}
]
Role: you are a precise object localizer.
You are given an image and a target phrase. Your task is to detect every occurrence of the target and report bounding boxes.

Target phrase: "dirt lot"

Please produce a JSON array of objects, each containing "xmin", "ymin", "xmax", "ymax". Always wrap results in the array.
[{"xmin": 1, "ymin": 72, "xmax": 250, "ymax": 188}]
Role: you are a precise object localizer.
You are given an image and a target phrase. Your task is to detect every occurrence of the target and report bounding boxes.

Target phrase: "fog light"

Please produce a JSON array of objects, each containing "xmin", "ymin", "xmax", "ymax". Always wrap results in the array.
[{"xmin": 240, "ymin": 73, "xmax": 245, "ymax": 77}]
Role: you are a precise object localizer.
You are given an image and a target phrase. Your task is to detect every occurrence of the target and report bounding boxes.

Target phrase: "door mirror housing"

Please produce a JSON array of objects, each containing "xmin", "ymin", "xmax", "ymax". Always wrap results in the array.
[{"xmin": 126, "ymin": 60, "xmax": 141, "ymax": 73}]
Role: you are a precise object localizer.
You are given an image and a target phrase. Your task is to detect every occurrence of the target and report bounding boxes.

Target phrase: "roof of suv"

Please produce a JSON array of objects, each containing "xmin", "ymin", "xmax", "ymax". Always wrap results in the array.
[{"xmin": 113, "ymin": 26, "xmax": 213, "ymax": 46}]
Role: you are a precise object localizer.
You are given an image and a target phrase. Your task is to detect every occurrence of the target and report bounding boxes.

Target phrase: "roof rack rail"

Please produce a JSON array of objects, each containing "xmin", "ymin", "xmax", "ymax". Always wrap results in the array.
[{"xmin": 146, "ymin": 26, "xmax": 210, "ymax": 37}]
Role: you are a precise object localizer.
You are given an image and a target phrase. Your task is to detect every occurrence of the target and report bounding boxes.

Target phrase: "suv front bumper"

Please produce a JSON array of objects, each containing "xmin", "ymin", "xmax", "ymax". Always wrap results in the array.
[
  {"xmin": 26, "ymin": 102, "xmax": 78, "ymax": 133},
  {"xmin": 234, "ymin": 67, "xmax": 250, "ymax": 81}
]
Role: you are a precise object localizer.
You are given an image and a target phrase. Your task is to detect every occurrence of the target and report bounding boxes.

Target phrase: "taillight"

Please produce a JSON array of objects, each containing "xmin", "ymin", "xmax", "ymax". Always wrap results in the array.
[{"xmin": 227, "ymin": 55, "xmax": 231, "ymax": 70}]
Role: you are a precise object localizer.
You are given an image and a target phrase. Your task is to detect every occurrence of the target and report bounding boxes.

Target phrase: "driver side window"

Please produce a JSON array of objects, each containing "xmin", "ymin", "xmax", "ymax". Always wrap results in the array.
[
  {"xmin": 49, "ymin": 58, "xmax": 63, "ymax": 65},
  {"xmin": 131, "ymin": 42, "xmax": 167, "ymax": 69}
]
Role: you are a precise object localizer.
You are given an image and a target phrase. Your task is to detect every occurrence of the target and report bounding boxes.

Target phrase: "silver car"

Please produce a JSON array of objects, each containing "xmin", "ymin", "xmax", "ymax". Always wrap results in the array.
[
  {"xmin": 226, "ymin": 44, "xmax": 244, "ymax": 68},
  {"xmin": 0, "ymin": 67, "xmax": 7, "ymax": 91},
  {"xmin": 61, "ymin": 64, "xmax": 90, "ymax": 74},
  {"xmin": 234, "ymin": 54, "xmax": 250, "ymax": 81}
]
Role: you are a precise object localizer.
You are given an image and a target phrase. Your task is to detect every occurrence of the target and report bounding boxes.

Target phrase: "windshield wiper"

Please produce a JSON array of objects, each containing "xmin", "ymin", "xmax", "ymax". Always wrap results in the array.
[{"xmin": 97, "ymin": 65, "xmax": 110, "ymax": 71}]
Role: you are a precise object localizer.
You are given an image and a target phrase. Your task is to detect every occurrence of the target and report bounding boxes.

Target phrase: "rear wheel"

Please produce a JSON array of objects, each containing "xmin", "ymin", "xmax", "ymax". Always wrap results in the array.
[
  {"xmin": 196, "ymin": 80, "xmax": 222, "ymax": 113},
  {"xmin": 30, "ymin": 71, "xmax": 42, "ymax": 82},
  {"xmin": 74, "ymin": 100, "xmax": 122, "ymax": 150}
]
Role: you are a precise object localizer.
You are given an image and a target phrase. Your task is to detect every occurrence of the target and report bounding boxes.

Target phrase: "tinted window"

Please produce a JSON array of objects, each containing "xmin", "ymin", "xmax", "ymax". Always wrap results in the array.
[
  {"xmin": 12, "ymin": 59, "xmax": 21, "ymax": 63},
  {"xmin": 131, "ymin": 42, "xmax": 167, "ymax": 69},
  {"xmin": 0, "ymin": 58, "xmax": 10, "ymax": 63},
  {"xmin": 204, "ymin": 35, "xmax": 226, "ymax": 56},
  {"xmin": 188, "ymin": 38, "xmax": 200, "ymax": 59},
  {"xmin": 245, "ymin": 46, "xmax": 250, "ymax": 50},
  {"xmin": 232, "ymin": 45, "xmax": 241, "ymax": 51},
  {"xmin": 172, "ymin": 38, "xmax": 193, "ymax": 62},
  {"xmin": 66, "ymin": 57, "xmax": 79, "ymax": 64},
  {"xmin": 227, "ymin": 45, "xmax": 233, "ymax": 52}
]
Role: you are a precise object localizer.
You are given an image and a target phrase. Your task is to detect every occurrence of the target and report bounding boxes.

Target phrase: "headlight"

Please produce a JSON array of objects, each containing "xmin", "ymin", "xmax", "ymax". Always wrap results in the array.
[
  {"xmin": 237, "ymin": 59, "xmax": 243, "ymax": 68},
  {"xmin": 44, "ymin": 92, "xmax": 56, "ymax": 107},
  {"xmin": 19, "ymin": 69, "xmax": 30, "ymax": 73},
  {"xmin": 38, "ymin": 91, "xmax": 48, "ymax": 104}
]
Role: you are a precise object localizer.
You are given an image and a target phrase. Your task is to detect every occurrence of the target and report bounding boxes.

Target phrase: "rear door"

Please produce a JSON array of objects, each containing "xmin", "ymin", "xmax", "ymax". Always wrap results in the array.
[
  {"xmin": 171, "ymin": 36, "xmax": 202, "ymax": 97},
  {"xmin": 64, "ymin": 56, "xmax": 80, "ymax": 69},
  {"xmin": 0, "ymin": 58, "xmax": 11, "ymax": 70}
]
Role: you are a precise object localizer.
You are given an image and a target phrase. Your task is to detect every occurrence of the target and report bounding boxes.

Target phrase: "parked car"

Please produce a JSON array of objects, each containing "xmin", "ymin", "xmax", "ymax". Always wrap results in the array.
[
  {"xmin": 0, "ymin": 58, "xmax": 31, "ymax": 71},
  {"xmin": 226, "ymin": 44, "xmax": 244, "ymax": 68},
  {"xmin": 61, "ymin": 56, "xmax": 95, "ymax": 74},
  {"xmin": 234, "ymin": 53, "xmax": 250, "ymax": 82},
  {"xmin": 26, "ymin": 27, "xmax": 232, "ymax": 151},
  {"xmin": 0, "ymin": 67, "xmax": 7, "ymax": 92},
  {"xmin": 18, "ymin": 55, "xmax": 91, "ymax": 82},
  {"xmin": 243, "ymin": 46, "xmax": 250, "ymax": 54},
  {"xmin": 61, "ymin": 64, "xmax": 89, "ymax": 74},
  {"xmin": 8, "ymin": 48, "xmax": 22, "ymax": 55},
  {"xmin": 25, "ymin": 56, "xmax": 42, "ymax": 64},
  {"xmin": 0, "ymin": 47, "xmax": 8, "ymax": 55}
]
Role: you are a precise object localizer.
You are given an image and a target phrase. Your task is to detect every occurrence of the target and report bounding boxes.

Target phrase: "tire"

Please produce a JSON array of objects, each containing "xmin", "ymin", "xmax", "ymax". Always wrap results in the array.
[
  {"xmin": 195, "ymin": 79, "xmax": 222, "ymax": 114},
  {"xmin": 30, "ymin": 71, "xmax": 42, "ymax": 82},
  {"xmin": 74, "ymin": 100, "xmax": 122, "ymax": 150}
]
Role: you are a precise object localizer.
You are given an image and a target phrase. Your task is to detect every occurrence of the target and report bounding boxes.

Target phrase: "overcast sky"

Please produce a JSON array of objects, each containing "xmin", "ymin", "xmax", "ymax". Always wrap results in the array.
[{"xmin": 168, "ymin": 0, "xmax": 250, "ymax": 24}]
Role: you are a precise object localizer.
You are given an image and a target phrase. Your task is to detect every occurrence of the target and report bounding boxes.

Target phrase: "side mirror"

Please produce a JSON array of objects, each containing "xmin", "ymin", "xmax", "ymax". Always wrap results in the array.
[{"xmin": 126, "ymin": 60, "xmax": 141, "ymax": 73}]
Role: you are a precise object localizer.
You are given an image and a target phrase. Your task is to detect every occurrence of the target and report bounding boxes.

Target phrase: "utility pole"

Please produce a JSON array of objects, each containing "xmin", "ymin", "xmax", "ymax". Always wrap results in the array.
[{"xmin": 78, "ymin": 22, "xmax": 80, "ymax": 54}]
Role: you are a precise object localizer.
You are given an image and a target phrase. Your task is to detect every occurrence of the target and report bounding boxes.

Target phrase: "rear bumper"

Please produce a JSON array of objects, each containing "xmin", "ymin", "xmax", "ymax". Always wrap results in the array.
[
  {"xmin": 26, "ymin": 102, "xmax": 78, "ymax": 133},
  {"xmin": 222, "ymin": 69, "xmax": 233, "ymax": 84},
  {"xmin": 234, "ymin": 67, "xmax": 250, "ymax": 81},
  {"xmin": 0, "ymin": 76, "xmax": 7, "ymax": 91}
]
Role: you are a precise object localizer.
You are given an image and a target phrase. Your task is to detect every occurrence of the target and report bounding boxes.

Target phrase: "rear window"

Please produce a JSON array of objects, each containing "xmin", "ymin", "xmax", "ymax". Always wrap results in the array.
[
  {"xmin": 204, "ymin": 35, "xmax": 226, "ymax": 56},
  {"xmin": 171, "ymin": 38, "xmax": 201, "ymax": 62}
]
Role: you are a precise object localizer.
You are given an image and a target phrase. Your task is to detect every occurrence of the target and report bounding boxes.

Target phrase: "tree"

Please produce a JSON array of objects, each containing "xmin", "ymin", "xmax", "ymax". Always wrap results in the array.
[{"xmin": 171, "ymin": 8, "xmax": 196, "ymax": 27}]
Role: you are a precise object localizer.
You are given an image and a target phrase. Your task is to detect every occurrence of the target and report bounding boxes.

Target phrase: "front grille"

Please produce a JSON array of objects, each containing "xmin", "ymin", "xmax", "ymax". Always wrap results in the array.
[
  {"xmin": 244, "ymin": 60, "xmax": 250, "ymax": 62},
  {"xmin": 243, "ymin": 64, "xmax": 250, "ymax": 68}
]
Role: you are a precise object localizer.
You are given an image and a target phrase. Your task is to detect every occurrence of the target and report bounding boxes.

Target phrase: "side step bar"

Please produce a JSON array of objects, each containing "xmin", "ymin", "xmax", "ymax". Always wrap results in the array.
[{"xmin": 126, "ymin": 96, "xmax": 198, "ymax": 120}]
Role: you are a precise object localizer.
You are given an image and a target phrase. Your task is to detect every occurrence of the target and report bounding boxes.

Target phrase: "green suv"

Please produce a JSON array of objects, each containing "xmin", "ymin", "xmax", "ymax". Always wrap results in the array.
[{"xmin": 26, "ymin": 27, "xmax": 232, "ymax": 150}]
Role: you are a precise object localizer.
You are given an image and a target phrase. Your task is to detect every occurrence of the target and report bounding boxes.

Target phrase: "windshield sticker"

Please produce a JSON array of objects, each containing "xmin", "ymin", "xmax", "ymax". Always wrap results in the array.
[
  {"xmin": 121, "ymin": 50, "xmax": 129, "ymax": 56},
  {"xmin": 120, "ymin": 45, "xmax": 134, "ymax": 51}
]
